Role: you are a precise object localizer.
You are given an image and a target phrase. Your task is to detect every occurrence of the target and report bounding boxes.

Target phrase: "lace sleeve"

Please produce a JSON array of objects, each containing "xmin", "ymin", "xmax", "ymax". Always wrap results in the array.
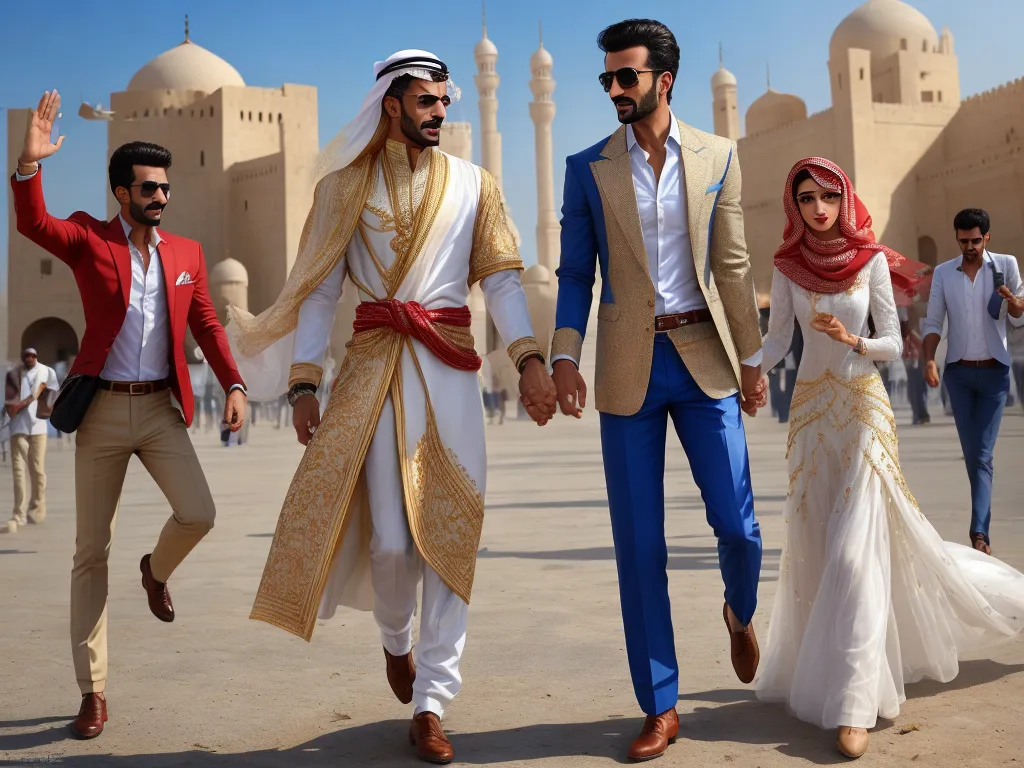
[
  {"xmin": 760, "ymin": 268, "xmax": 795, "ymax": 374},
  {"xmin": 861, "ymin": 253, "xmax": 903, "ymax": 362}
]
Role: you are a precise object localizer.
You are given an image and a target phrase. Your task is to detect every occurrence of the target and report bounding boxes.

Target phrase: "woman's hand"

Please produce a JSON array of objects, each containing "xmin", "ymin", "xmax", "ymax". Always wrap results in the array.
[{"xmin": 810, "ymin": 312, "xmax": 856, "ymax": 346}]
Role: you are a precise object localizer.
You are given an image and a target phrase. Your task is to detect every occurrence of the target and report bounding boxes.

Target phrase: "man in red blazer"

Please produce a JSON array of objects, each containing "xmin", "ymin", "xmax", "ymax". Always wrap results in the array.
[{"xmin": 11, "ymin": 90, "xmax": 247, "ymax": 739}]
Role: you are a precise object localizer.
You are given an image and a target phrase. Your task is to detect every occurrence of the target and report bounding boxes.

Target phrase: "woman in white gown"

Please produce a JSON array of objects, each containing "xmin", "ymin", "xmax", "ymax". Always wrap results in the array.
[{"xmin": 753, "ymin": 157, "xmax": 1024, "ymax": 759}]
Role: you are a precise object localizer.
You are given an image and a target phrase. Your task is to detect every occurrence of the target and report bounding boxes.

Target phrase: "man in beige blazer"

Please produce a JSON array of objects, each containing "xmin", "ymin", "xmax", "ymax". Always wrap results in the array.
[{"xmin": 548, "ymin": 19, "xmax": 766, "ymax": 761}]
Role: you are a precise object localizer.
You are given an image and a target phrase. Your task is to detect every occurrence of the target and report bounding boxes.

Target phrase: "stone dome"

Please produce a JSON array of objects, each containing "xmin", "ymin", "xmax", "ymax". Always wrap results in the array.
[
  {"xmin": 128, "ymin": 40, "xmax": 245, "ymax": 92},
  {"xmin": 523, "ymin": 264, "xmax": 552, "ymax": 284},
  {"xmin": 210, "ymin": 257, "xmax": 248, "ymax": 285},
  {"xmin": 711, "ymin": 66, "xmax": 737, "ymax": 89},
  {"xmin": 745, "ymin": 89, "xmax": 808, "ymax": 135},
  {"xmin": 830, "ymin": 0, "xmax": 939, "ymax": 64},
  {"xmin": 474, "ymin": 35, "xmax": 498, "ymax": 59},
  {"xmin": 530, "ymin": 44, "xmax": 553, "ymax": 70}
]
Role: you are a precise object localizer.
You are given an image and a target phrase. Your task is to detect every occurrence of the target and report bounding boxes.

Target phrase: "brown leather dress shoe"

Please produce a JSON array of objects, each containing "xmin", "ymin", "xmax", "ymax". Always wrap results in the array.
[
  {"xmin": 723, "ymin": 603, "xmax": 759, "ymax": 684},
  {"xmin": 627, "ymin": 708, "xmax": 679, "ymax": 761},
  {"xmin": 409, "ymin": 712, "xmax": 454, "ymax": 764},
  {"xmin": 71, "ymin": 692, "xmax": 107, "ymax": 739},
  {"xmin": 140, "ymin": 554, "xmax": 174, "ymax": 622},
  {"xmin": 384, "ymin": 647, "xmax": 416, "ymax": 704}
]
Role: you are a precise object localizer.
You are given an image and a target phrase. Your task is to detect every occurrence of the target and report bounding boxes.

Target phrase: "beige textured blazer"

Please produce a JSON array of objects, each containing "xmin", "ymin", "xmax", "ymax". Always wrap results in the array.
[{"xmin": 551, "ymin": 118, "xmax": 763, "ymax": 417}]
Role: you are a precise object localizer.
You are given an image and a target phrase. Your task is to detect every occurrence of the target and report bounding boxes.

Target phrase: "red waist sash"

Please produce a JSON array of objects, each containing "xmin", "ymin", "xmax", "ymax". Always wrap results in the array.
[{"xmin": 353, "ymin": 299, "xmax": 481, "ymax": 372}]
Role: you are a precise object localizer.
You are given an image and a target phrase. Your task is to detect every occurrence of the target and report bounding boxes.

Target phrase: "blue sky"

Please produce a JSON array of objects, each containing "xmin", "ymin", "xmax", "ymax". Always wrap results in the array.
[{"xmin": 2, "ymin": 0, "xmax": 1022, "ymax": 291}]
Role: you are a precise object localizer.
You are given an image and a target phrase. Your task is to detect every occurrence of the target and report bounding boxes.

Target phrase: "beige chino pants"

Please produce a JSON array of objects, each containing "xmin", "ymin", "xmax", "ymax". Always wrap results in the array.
[
  {"xmin": 11, "ymin": 433, "xmax": 47, "ymax": 524},
  {"xmin": 72, "ymin": 389, "xmax": 215, "ymax": 694}
]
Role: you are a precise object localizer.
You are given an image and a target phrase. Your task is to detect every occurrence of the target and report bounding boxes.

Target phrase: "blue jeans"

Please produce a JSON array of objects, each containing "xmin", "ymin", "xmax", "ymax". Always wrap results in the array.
[
  {"xmin": 599, "ymin": 336, "xmax": 762, "ymax": 716},
  {"xmin": 943, "ymin": 362, "xmax": 1011, "ymax": 542}
]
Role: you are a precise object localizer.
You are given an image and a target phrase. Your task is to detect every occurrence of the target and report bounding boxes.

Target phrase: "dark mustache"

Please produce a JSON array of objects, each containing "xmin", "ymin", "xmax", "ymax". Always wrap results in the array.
[
  {"xmin": 421, "ymin": 119, "xmax": 443, "ymax": 130},
  {"xmin": 613, "ymin": 97, "xmax": 637, "ymax": 108},
  {"xmin": 146, "ymin": 203, "xmax": 165, "ymax": 211}
]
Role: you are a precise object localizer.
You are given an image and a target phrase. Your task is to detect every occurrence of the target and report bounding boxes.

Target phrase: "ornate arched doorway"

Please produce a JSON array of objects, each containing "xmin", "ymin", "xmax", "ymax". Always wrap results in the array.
[
  {"xmin": 917, "ymin": 235, "xmax": 938, "ymax": 267},
  {"xmin": 20, "ymin": 317, "xmax": 79, "ymax": 369}
]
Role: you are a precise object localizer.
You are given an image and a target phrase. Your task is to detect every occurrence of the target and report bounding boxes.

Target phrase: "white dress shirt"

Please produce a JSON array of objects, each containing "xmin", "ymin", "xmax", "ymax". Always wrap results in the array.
[
  {"xmin": 623, "ymin": 116, "xmax": 761, "ymax": 368},
  {"xmin": 9, "ymin": 363, "xmax": 59, "ymax": 436},
  {"xmin": 960, "ymin": 252, "xmax": 992, "ymax": 361},
  {"xmin": 100, "ymin": 216, "xmax": 171, "ymax": 382}
]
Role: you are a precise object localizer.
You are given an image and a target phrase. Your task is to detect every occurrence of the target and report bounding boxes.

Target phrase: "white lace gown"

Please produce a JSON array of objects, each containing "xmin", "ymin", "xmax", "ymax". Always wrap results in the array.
[{"xmin": 754, "ymin": 252, "xmax": 1024, "ymax": 729}]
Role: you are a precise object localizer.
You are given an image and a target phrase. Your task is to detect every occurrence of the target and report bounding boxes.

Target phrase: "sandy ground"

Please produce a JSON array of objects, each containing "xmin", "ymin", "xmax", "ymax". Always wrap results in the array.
[{"xmin": 1, "ymin": 397, "xmax": 1023, "ymax": 767}]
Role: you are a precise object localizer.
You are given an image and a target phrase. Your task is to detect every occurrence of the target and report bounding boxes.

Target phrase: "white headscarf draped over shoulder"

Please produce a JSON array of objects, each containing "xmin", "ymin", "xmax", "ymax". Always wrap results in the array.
[
  {"xmin": 311, "ymin": 49, "xmax": 462, "ymax": 186},
  {"xmin": 224, "ymin": 50, "xmax": 462, "ymax": 401}
]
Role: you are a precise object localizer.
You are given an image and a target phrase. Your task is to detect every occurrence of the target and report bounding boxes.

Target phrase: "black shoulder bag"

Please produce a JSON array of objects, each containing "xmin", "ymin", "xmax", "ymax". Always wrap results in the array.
[{"xmin": 48, "ymin": 374, "xmax": 99, "ymax": 433}]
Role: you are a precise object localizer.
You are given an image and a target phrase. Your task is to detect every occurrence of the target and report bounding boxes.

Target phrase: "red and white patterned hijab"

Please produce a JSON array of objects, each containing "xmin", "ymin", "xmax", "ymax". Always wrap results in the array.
[{"xmin": 773, "ymin": 157, "xmax": 926, "ymax": 303}]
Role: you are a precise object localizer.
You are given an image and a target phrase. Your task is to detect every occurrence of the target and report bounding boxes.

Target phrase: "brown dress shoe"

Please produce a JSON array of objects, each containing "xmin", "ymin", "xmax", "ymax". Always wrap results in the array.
[
  {"xmin": 71, "ymin": 692, "xmax": 107, "ymax": 739},
  {"xmin": 140, "ymin": 554, "xmax": 174, "ymax": 622},
  {"xmin": 384, "ymin": 647, "xmax": 416, "ymax": 704},
  {"xmin": 627, "ymin": 708, "xmax": 679, "ymax": 761},
  {"xmin": 723, "ymin": 603, "xmax": 759, "ymax": 684},
  {"xmin": 409, "ymin": 712, "xmax": 454, "ymax": 764}
]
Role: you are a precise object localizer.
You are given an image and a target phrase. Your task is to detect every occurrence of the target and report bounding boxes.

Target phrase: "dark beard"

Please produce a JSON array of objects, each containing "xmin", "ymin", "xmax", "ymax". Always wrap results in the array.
[
  {"xmin": 614, "ymin": 84, "xmax": 660, "ymax": 125},
  {"xmin": 400, "ymin": 103, "xmax": 442, "ymax": 148},
  {"xmin": 129, "ymin": 200, "xmax": 163, "ymax": 227}
]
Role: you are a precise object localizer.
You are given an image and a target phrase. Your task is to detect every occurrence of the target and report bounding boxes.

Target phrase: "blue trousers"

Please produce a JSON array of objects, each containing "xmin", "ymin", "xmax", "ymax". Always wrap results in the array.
[
  {"xmin": 943, "ymin": 361, "xmax": 1011, "ymax": 542},
  {"xmin": 599, "ymin": 336, "xmax": 762, "ymax": 716}
]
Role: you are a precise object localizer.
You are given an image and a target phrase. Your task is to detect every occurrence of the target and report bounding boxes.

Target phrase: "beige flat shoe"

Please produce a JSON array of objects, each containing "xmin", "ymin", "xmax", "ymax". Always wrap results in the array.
[{"xmin": 836, "ymin": 727, "xmax": 868, "ymax": 759}]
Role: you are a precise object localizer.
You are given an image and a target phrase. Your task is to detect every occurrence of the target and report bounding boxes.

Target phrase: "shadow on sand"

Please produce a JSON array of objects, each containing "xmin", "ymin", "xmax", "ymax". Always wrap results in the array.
[{"xmin": 2, "ymin": 660, "xmax": 1019, "ymax": 767}]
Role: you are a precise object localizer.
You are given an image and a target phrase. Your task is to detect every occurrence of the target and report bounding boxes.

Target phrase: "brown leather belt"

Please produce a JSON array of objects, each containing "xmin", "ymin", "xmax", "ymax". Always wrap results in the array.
[
  {"xmin": 97, "ymin": 379, "xmax": 170, "ymax": 395},
  {"xmin": 952, "ymin": 359, "xmax": 999, "ymax": 369},
  {"xmin": 654, "ymin": 309, "xmax": 713, "ymax": 333}
]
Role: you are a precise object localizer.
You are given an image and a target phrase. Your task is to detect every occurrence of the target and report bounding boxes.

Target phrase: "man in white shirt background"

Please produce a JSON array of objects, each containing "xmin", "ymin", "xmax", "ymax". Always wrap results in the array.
[
  {"xmin": 3, "ymin": 347, "xmax": 58, "ymax": 531},
  {"xmin": 923, "ymin": 208, "xmax": 1024, "ymax": 555}
]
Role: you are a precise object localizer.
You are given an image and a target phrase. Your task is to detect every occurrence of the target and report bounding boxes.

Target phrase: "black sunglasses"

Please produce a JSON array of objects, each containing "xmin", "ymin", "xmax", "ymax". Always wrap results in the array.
[
  {"xmin": 131, "ymin": 181, "xmax": 171, "ymax": 198},
  {"xmin": 598, "ymin": 67, "xmax": 663, "ymax": 93}
]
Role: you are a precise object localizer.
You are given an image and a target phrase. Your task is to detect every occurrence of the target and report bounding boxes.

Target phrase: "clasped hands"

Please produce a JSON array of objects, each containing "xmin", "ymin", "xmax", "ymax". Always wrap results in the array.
[{"xmin": 518, "ymin": 357, "xmax": 559, "ymax": 426}]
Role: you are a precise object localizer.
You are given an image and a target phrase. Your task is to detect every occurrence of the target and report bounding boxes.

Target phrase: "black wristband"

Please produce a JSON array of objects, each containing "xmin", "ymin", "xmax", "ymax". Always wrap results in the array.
[
  {"xmin": 517, "ymin": 352, "xmax": 545, "ymax": 374},
  {"xmin": 287, "ymin": 382, "xmax": 317, "ymax": 406}
]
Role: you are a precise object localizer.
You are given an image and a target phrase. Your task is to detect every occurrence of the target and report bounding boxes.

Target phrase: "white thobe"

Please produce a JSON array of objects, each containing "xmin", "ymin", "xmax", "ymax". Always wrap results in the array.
[{"xmin": 291, "ymin": 145, "xmax": 533, "ymax": 717}]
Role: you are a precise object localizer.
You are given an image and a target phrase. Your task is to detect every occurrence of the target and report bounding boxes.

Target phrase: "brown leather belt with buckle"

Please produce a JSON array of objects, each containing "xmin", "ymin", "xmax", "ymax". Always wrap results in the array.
[
  {"xmin": 953, "ymin": 359, "xmax": 999, "ymax": 369},
  {"xmin": 97, "ymin": 379, "xmax": 170, "ymax": 395},
  {"xmin": 654, "ymin": 309, "xmax": 713, "ymax": 333}
]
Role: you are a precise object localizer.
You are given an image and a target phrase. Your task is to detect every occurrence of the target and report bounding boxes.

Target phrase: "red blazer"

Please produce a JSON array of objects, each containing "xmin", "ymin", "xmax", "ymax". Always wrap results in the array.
[{"xmin": 11, "ymin": 168, "xmax": 244, "ymax": 427}]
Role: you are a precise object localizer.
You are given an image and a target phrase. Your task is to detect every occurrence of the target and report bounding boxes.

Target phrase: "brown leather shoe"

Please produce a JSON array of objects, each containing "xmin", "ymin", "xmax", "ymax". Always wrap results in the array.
[
  {"xmin": 724, "ymin": 602, "xmax": 759, "ymax": 684},
  {"xmin": 71, "ymin": 692, "xmax": 107, "ymax": 739},
  {"xmin": 140, "ymin": 554, "xmax": 174, "ymax": 622},
  {"xmin": 628, "ymin": 707, "xmax": 679, "ymax": 761},
  {"xmin": 384, "ymin": 647, "xmax": 416, "ymax": 704},
  {"xmin": 409, "ymin": 712, "xmax": 454, "ymax": 764}
]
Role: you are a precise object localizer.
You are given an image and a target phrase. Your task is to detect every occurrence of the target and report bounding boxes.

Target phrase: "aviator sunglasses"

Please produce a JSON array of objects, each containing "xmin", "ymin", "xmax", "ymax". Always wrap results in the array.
[
  {"xmin": 130, "ymin": 181, "xmax": 171, "ymax": 198},
  {"xmin": 598, "ymin": 67, "xmax": 664, "ymax": 92}
]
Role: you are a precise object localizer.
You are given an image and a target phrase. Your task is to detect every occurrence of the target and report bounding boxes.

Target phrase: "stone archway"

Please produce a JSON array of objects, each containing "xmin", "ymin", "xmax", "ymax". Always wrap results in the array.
[
  {"xmin": 20, "ymin": 317, "xmax": 79, "ymax": 368},
  {"xmin": 917, "ymin": 235, "xmax": 938, "ymax": 267}
]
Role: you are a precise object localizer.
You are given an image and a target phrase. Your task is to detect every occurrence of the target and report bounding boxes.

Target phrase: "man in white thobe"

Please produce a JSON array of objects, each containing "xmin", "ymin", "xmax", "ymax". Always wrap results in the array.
[{"xmin": 226, "ymin": 50, "xmax": 556, "ymax": 764}]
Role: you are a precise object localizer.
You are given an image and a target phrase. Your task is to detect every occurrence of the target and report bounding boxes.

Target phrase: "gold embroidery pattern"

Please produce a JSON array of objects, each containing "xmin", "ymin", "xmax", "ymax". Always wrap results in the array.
[
  {"xmin": 550, "ymin": 328, "xmax": 583, "ymax": 363},
  {"xmin": 393, "ymin": 340, "xmax": 485, "ymax": 605},
  {"xmin": 250, "ymin": 327, "xmax": 400, "ymax": 640},
  {"xmin": 507, "ymin": 336, "xmax": 543, "ymax": 371},
  {"xmin": 469, "ymin": 169, "xmax": 523, "ymax": 286},
  {"xmin": 785, "ymin": 369, "xmax": 920, "ymax": 512},
  {"xmin": 382, "ymin": 146, "xmax": 450, "ymax": 297},
  {"xmin": 288, "ymin": 362, "xmax": 324, "ymax": 389},
  {"xmin": 227, "ymin": 118, "xmax": 387, "ymax": 358}
]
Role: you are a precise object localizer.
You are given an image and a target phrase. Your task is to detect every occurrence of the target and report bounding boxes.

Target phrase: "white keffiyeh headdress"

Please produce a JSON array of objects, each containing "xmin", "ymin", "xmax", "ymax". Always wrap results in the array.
[{"xmin": 311, "ymin": 49, "xmax": 462, "ymax": 186}]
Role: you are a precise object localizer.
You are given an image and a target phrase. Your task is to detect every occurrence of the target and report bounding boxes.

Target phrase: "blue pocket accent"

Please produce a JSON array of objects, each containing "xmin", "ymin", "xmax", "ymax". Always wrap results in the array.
[{"xmin": 706, "ymin": 181, "xmax": 723, "ymax": 194}]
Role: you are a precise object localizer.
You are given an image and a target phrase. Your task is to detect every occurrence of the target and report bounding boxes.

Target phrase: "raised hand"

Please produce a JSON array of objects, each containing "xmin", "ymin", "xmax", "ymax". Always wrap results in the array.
[
  {"xmin": 519, "ymin": 358, "xmax": 557, "ymax": 426},
  {"xmin": 21, "ymin": 90, "xmax": 65, "ymax": 165},
  {"xmin": 552, "ymin": 359, "xmax": 586, "ymax": 419},
  {"xmin": 997, "ymin": 285, "xmax": 1024, "ymax": 318}
]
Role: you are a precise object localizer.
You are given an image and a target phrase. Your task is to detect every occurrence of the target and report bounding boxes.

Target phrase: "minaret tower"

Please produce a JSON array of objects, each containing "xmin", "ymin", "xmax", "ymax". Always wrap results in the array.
[
  {"xmin": 711, "ymin": 43, "xmax": 740, "ymax": 140},
  {"xmin": 474, "ymin": 1, "xmax": 503, "ymax": 189},
  {"xmin": 529, "ymin": 22, "xmax": 559, "ymax": 274}
]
